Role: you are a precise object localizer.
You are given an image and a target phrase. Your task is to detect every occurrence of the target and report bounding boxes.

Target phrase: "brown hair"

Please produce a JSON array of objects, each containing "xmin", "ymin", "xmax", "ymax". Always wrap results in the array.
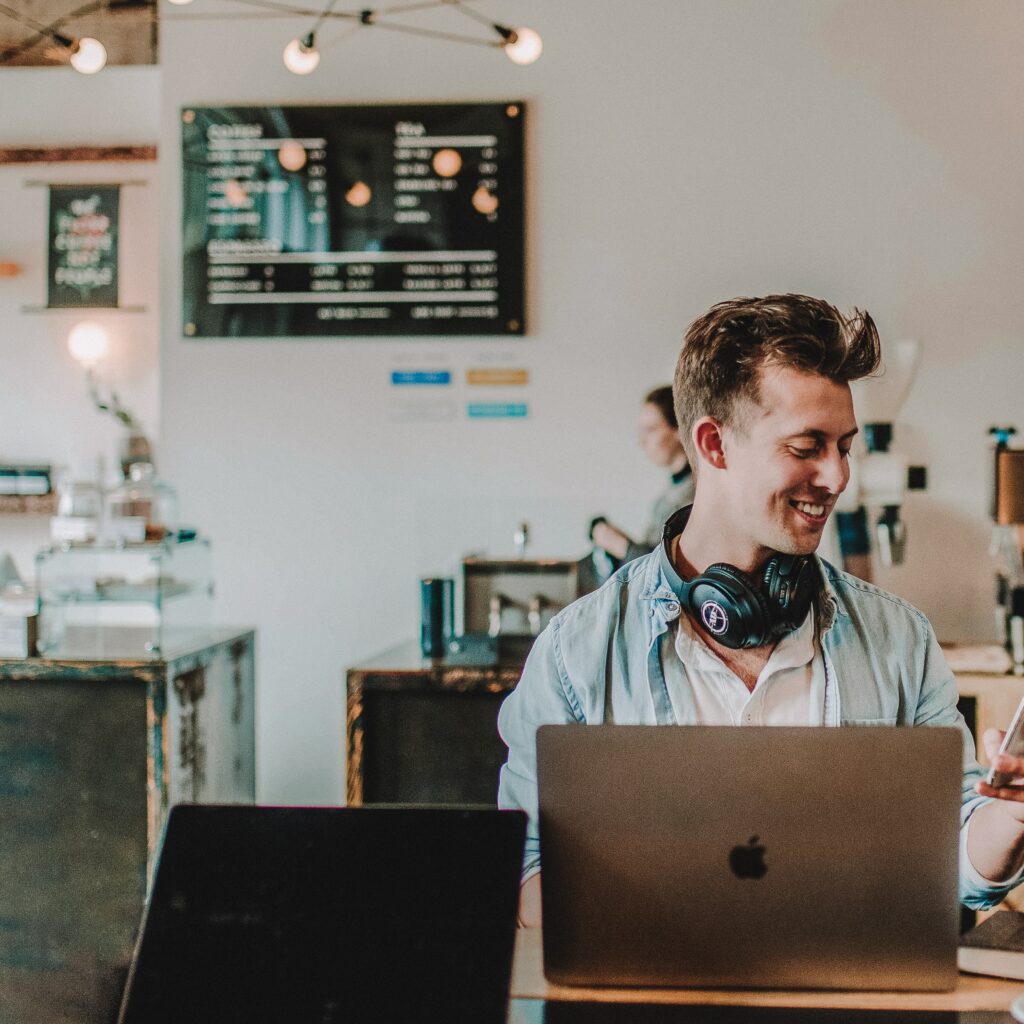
[
  {"xmin": 643, "ymin": 385, "xmax": 677, "ymax": 429},
  {"xmin": 672, "ymin": 294, "xmax": 880, "ymax": 464}
]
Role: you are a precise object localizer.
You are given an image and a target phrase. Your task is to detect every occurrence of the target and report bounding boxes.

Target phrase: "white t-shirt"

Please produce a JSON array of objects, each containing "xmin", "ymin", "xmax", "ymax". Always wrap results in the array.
[{"xmin": 662, "ymin": 606, "xmax": 826, "ymax": 726}]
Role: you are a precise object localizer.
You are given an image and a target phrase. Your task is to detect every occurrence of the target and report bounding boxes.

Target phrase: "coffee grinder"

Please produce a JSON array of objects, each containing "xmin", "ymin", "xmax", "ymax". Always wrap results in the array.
[{"xmin": 991, "ymin": 426, "xmax": 1024, "ymax": 675}]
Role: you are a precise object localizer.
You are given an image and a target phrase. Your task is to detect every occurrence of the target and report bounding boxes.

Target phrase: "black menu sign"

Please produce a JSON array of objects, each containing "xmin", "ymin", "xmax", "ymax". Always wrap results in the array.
[
  {"xmin": 47, "ymin": 184, "xmax": 119, "ymax": 308},
  {"xmin": 182, "ymin": 103, "xmax": 525, "ymax": 338}
]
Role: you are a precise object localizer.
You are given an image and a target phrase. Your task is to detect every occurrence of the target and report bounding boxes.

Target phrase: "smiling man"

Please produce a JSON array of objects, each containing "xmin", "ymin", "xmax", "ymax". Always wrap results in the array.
[{"xmin": 498, "ymin": 293, "xmax": 1024, "ymax": 928}]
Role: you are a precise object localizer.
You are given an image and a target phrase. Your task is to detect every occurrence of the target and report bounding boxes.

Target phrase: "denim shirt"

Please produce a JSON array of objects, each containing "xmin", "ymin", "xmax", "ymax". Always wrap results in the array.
[{"xmin": 496, "ymin": 539, "xmax": 1018, "ymax": 910}]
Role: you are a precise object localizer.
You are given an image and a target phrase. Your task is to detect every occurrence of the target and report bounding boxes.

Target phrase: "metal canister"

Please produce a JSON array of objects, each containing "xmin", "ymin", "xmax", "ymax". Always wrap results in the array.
[{"xmin": 420, "ymin": 577, "xmax": 454, "ymax": 657}]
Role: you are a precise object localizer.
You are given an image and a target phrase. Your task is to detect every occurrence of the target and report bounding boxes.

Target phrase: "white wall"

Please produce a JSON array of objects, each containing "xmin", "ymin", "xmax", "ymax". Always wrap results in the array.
[
  {"xmin": 168, "ymin": 1, "xmax": 1024, "ymax": 801},
  {"xmin": 0, "ymin": 67, "xmax": 161, "ymax": 578}
]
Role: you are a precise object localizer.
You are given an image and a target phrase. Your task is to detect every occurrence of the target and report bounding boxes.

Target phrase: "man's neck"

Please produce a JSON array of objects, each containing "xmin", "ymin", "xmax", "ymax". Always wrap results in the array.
[
  {"xmin": 669, "ymin": 532, "xmax": 777, "ymax": 690},
  {"xmin": 672, "ymin": 499, "xmax": 771, "ymax": 577}
]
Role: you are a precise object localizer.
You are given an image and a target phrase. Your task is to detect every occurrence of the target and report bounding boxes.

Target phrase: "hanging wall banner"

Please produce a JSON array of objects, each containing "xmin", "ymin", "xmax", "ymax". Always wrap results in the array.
[{"xmin": 47, "ymin": 184, "xmax": 120, "ymax": 308}]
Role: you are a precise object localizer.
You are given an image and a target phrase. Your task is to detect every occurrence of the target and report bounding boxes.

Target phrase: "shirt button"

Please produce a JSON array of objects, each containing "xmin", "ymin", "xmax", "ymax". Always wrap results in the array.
[{"xmin": 665, "ymin": 601, "xmax": 680, "ymax": 615}]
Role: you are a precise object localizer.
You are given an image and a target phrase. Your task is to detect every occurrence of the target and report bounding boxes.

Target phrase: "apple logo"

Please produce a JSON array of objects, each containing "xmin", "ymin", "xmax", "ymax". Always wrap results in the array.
[{"xmin": 728, "ymin": 835, "xmax": 767, "ymax": 879}]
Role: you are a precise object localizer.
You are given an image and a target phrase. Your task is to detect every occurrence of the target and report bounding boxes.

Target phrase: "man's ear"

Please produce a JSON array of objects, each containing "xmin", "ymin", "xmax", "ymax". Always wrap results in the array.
[{"xmin": 693, "ymin": 417, "xmax": 727, "ymax": 470}]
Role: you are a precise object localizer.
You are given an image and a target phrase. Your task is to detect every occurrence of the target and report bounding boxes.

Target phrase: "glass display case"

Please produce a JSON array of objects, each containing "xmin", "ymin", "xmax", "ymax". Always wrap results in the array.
[{"xmin": 35, "ymin": 537, "xmax": 213, "ymax": 658}]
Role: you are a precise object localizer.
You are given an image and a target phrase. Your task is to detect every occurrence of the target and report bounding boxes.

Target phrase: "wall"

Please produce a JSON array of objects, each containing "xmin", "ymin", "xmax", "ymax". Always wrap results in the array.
[
  {"xmin": 157, "ymin": 1, "xmax": 1019, "ymax": 802},
  {"xmin": 0, "ymin": 5, "xmax": 1018, "ymax": 804},
  {"xmin": 0, "ymin": 67, "xmax": 161, "ymax": 578}
]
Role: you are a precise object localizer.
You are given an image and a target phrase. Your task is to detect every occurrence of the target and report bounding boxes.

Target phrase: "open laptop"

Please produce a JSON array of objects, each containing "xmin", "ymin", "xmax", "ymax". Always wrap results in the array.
[
  {"xmin": 537, "ymin": 725, "xmax": 963, "ymax": 991},
  {"xmin": 117, "ymin": 804, "xmax": 526, "ymax": 1023}
]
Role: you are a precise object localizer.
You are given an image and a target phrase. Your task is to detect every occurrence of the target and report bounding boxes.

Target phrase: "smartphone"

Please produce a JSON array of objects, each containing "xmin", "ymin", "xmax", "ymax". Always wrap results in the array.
[{"xmin": 987, "ymin": 694, "xmax": 1024, "ymax": 788}]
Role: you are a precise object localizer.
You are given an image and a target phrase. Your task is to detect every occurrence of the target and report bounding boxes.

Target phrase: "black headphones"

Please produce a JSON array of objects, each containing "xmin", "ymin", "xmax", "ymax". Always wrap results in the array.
[{"xmin": 662, "ymin": 506, "xmax": 818, "ymax": 650}]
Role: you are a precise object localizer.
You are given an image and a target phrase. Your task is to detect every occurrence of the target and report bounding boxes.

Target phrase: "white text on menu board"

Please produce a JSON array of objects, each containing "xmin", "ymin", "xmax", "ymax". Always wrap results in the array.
[{"xmin": 203, "ymin": 117, "xmax": 499, "ymax": 319}]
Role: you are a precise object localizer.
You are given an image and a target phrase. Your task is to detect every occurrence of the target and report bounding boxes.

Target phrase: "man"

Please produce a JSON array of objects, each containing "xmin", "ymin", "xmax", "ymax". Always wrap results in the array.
[{"xmin": 498, "ymin": 293, "xmax": 1024, "ymax": 928}]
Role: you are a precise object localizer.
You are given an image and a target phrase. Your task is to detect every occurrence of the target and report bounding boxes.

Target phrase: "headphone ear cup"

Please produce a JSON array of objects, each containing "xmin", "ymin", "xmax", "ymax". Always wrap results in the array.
[
  {"xmin": 762, "ymin": 555, "xmax": 816, "ymax": 629},
  {"xmin": 688, "ymin": 563, "xmax": 773, "ymax": 649}
]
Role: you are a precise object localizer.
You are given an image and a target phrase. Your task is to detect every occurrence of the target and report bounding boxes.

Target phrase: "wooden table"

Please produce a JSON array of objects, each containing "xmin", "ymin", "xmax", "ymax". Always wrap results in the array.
[{"xmin": 509, "ymin": 927, "xmax": 1024, "ymax": 1011}]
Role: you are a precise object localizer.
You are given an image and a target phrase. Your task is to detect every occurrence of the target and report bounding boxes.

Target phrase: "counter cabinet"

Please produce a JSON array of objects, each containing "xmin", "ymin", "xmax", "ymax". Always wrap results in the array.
[
  {"xmin": 346, "ymin": 637, "xmax": 523, "ymax": 806},
  {"xmin": 345, "ymin": 647, "xmax": 1024, "ymax": 822},
  {"xmin": 0, "ymin": 628, "xmax": 256, "ymax": 1024}
]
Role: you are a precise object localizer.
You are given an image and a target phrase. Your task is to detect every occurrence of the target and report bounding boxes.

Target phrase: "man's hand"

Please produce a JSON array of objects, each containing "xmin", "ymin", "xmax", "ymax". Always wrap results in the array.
[
  {"xmin": 968, "ymin": 728, "xmax": 1024, "ymax": 884},
  {"xmin": 518, "ymin": 873, "xmax": 542, "ymax": 928},
  {"xmin": 592, "ymin": 521, "xmax": 630, "ymax": 560},
  {"xmin": 975, "ymin": 728, "xmax": 1024, "ymax": 823}
]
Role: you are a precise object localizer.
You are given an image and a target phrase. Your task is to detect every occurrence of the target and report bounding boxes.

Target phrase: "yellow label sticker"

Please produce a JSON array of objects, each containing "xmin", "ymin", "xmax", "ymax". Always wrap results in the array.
[{"xmin": 466, "ymin": 368, "xmax": 529, "ymax": 387}]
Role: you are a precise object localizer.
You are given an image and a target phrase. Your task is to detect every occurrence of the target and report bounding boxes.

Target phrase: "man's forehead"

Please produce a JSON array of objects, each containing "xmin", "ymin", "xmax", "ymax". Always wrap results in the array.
[{"xmin": 743, "ymin": 364, "xmax": 857, "ymax": 431}]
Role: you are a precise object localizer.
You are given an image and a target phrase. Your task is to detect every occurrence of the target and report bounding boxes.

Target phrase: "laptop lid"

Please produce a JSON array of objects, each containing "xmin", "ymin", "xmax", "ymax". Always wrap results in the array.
[
  {"xmin": 118, "ymin": 804, "xmax": 526, "ymax": 1023},
  {"xmin": 537, "ymin": 725, "xmax": 962, "ymax": 991}
]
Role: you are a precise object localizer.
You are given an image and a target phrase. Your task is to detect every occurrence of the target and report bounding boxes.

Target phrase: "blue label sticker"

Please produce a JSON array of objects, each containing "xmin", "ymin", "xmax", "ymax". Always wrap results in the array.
[
  {"xmin": 391, "ymin": 370, "xmax": 452, "ymax": 386},
  {"xmin": 467, "ymin": 403, "xmax": 529, "ymax": 419}
]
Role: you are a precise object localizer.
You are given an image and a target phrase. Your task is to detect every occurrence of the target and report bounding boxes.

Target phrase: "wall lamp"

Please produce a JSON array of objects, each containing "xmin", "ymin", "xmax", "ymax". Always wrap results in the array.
[{"xmin": 67, "ymin": 320, "xmax": 143, "ymax": 433}]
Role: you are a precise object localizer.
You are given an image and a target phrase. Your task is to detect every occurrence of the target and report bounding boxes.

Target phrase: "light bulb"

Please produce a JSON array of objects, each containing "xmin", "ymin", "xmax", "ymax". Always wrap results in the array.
[
  {"xmin": 471, "ymin": 187, "xmax": 498, "ymax": 215},
  {"xmin": 69, "ymin": 37, "xmax": 107, "ymax": 74},
  {"xmin": 503, "ymin": 26, "xmax": 542, "ymax": 65},
  {"xmin": 432, "ymin": 148, "xmax": 462, "ymax": 178},
  {"xmin": 277, "ymin": 140, "xmax": 307, "ymax": 172},
  {"xmin": 223, "ymin": 179, "xmax": 249, "ymax": 207},
  {"xmin": 345, "ymin": 181, "xmax": 372, "ymax": 207},
  {"xmin": 67, "ymin": 321, "xmax": 110, "ymax": 367},
  {"xmin": 283, "ymin": 35, "xmax": 320, "ymax": 75}
]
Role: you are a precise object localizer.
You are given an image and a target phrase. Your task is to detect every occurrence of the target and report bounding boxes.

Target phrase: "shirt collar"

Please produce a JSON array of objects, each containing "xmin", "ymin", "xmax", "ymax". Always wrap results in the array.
[{"xmin": 675, "ymin": 602, "xmax": 816, "ymax": 672}]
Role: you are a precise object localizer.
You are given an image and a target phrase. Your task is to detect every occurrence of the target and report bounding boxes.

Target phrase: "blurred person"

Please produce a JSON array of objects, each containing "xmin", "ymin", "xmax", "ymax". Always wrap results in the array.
[{"xmin": 592, "ymin": 386, "xmax": 696, "ymax": 568}]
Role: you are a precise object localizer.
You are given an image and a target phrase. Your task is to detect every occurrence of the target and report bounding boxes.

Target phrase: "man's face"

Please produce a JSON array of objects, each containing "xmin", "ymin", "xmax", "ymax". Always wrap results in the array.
[{"xmin": 718, "ymin": 363, "xmax": 858, "ymax": 557}]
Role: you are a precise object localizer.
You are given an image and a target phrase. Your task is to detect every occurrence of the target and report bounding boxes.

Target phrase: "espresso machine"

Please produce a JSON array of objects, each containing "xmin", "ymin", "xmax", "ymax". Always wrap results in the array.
[
  {"xmin": 991, "ymin": 426, "xmax": 1024, "ymax": 675},
  {"xmin": 451, "ymin": 521, "xmax": 584, "ymax": 663}
]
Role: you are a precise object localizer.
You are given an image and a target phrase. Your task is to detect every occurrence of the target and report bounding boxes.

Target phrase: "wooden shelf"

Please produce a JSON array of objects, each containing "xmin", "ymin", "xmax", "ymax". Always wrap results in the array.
[{"xmin": 0, "ymin": 494, "xmax": 57, "ymax": 515}]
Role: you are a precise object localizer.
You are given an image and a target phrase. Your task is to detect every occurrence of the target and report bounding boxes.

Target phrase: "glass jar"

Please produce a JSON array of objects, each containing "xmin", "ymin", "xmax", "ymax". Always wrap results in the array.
[
  {"xmin": 118, "ymin": 431, "xmax": 153, "ymax": 480},
  {"xmin": 56, "ymin": 477, "xmax": 103, "ymax": 519},
  {"xmin": 107, "ymin": 463, "xmax": 178, "ymax": 538}
]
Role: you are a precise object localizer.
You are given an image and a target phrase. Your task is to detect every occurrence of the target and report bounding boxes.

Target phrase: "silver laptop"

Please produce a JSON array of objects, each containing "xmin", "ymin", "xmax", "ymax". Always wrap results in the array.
[{"xmin": 537, "ymin": 724, "xmax": 962, "ymax": 991}]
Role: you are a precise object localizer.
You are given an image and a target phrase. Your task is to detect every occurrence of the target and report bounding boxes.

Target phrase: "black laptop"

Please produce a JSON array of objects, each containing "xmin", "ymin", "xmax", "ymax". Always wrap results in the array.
[{"xmin": 118, "ymin": 804, "xmax": 526, "ymax": 1024}]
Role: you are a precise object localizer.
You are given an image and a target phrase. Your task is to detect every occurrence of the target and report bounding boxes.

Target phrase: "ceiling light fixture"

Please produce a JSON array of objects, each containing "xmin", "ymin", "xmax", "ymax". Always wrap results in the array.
[
  {"xmin": 160, "ymin": 2, "xmax": 542, "ymax": 76},
  {"xmin": 283, "ymin": 31, "xmax": 320, "ymax": 74},
  {"xmin": 495, "ymin": 24, "xmax": 542, "ymax": 65},
  {"xmin": 60, "ymin": 34, "xmax": 108, "ymax": 74},
  {"xmin": 0, "ymin": 1, "xmax": 116, "ymax": 72}
]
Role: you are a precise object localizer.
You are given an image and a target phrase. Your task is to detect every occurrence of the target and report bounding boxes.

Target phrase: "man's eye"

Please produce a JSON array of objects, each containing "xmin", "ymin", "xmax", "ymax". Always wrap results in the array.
[
  {"xmin": 839, "ymin": 448, "xmax": 852, "ymax": 459},
  {"xmin": 790, "ymin": 448, "xmax": 817, "ymax": 459}
]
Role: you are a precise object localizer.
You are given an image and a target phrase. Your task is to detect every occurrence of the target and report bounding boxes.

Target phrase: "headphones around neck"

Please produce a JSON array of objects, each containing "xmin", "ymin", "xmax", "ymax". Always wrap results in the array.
[{"xmin": 662, "ymin": 506, "xmax": 819, "ymax": 650}]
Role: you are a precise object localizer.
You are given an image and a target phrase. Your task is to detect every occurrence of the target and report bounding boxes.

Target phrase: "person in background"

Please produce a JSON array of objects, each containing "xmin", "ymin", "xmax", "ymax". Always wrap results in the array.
[{"xmin": 592, "ymin": 386, "xmax": 696, "ymax": 566}]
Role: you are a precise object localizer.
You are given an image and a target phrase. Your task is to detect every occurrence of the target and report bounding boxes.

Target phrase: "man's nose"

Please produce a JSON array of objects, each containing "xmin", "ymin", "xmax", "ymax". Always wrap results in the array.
[{"xmin": 813, "ymin": 450, "xmax": 849, "ymax": 494}]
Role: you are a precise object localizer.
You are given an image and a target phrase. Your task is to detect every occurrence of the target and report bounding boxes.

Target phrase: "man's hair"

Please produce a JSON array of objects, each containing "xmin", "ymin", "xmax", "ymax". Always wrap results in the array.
[
  {"xmin": 672, "ymin": 293, "xmax": 881, "ymax": 464},
  {"xmin": 643, "ymin": 385, "xmax": 677, "ymax": 430}
]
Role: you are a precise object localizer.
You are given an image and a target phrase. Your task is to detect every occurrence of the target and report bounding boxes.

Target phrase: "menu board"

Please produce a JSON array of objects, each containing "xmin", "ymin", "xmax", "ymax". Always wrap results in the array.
[{"xmin": 181, "ymin": 103, "xmax": 525, "ymax": 338}]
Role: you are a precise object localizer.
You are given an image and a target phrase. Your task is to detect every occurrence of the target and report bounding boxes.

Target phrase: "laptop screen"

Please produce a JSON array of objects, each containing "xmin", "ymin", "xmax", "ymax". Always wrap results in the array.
[{"xmin": 119, "ymin": 804, "xmax": 525, "ymax": 1024}]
